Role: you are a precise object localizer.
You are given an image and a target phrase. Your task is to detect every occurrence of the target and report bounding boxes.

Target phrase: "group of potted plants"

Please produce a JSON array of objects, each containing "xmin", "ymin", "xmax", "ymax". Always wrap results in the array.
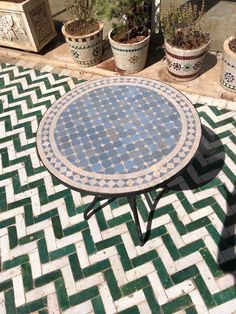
[
  {"xmin": 0, "ymin": 0, "xmax": 235, "ymax": 91},
  {"xmin": 62, "ymin": 0, "xmax": 212, "ymax": 77},
  {"xmin": 62, "ymin": 0, "xmax": 152, "ymax": 73},
  {"xmin": 61, "ymin": 0, "xmax": 236, "ymax": 92}
]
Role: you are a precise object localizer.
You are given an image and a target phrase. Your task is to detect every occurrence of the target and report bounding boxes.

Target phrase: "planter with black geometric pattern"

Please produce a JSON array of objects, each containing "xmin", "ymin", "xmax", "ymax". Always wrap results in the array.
[
  {"xmin": 220, "ymin": 37, "xmax": 236, "ymax": 93},
  {"xmin": 108, "ymin": 29, "xmax": 150, "ymax": 74},
  {"xmin": 164, "ymin": 39, "xmax": 210, "ymax": 81},
  {"xmin": 62, "ymin": 21, "xmax": 103, "ymax": 67}
]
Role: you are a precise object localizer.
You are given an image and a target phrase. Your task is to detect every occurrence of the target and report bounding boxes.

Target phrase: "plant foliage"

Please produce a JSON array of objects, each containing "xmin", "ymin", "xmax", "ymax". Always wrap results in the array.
[
  {"xmin": 64, "ymin": 0, "xmax": 98, "ymax": 35},
  {"xmin": 161, "ymin": 0, "xmax": 209, "ymax": 49},
  {"xmin": 95, "ymin": 0, "xmax": 151, "ymax": 42}
]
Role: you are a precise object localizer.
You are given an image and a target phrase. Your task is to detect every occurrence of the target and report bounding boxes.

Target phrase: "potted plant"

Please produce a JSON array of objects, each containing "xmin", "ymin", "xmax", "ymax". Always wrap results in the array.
[
  {"xmin": 221, "ymin": 36, "xmax": 236, "ymax": 93},
  {"xmin": 161, "ymin": 0, "xmax": 210, "ymax": 81},
  {"xmin": 62, "ymin": 0, "xmax": 103, "ymax": 67},
  {"xmin": 0, "ymin": 0, "xmax": 56, "ymax": 52},
  {"xmin": 95, "ymin": 0, "xmax": 151, "ymax": 74}
]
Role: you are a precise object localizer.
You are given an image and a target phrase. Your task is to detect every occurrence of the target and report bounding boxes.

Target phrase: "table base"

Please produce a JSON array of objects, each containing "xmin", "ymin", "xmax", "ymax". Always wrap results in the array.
[{"xmin": 83, "ymin": 188, "xmax": 167, "ymax": 246}]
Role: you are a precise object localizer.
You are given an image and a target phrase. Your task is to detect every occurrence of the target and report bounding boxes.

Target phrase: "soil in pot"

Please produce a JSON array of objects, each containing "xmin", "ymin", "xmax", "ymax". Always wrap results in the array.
[
  {"xmin": 65, "ymin": 19, "xmax": 100, "ymax": 37},
  {"xmin": 229, "ymin": 38, "xmax": 236, "ymax": 53},
  {"xmin": 112, "ymin": 28, "xmax": 149, "ymax": 44}
]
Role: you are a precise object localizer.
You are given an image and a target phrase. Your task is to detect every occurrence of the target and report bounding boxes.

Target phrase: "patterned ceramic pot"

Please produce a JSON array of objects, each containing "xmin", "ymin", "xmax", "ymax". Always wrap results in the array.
[
  {"xmin": 62, "ymin": 21, "xmax": 103, "ymax": 67},
  {"xmin": 164, "ymin": 39, "xmax": 210, "ymax": 81},
  {"xmin": 220, "ymin": 37, "xmax": 236, "ymax": 93},
  {"xmin": 108, "ymin": 29, "xmax": 150, "ymax": 74}
]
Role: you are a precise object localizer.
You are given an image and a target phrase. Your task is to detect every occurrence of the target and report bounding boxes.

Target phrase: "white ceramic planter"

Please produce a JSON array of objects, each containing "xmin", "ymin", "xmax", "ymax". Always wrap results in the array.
[
  {"xmin": 62, "ymin": 21, "xmax": 103, "ymax": 67},
  {"xmin": 220, "ymin": 37, "xmax": 236, "ymax": 93},
  {"xmin": 0, "ymin": 0, "xmax": 56, "ymax": 52},
  {"xmin": 108, "ymin": 29, "xmax": 150, "ymax": 74},
  {"xmin": 164, "ymin": 39, "xmax": 210, "ymax": 81}
]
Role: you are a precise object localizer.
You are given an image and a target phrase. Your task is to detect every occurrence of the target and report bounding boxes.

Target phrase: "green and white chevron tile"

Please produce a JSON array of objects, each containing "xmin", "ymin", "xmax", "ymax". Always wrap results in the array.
[{"xmin": 0, "ymin": 62, "xmax": 236, "ymax": 314}]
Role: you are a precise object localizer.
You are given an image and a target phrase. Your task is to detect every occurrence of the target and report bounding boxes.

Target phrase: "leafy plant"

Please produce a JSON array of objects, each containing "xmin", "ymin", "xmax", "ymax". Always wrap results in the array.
[
  {"xmin": 161, "ymin": 0, "xmax": 209, "ymax": 49},
  {"xmin": 64, "ymin": 0, "xmax": 99, "ymax": 36},
  {"xmin": 95, "ymin": 0, "xmax": 151, "ymax": 43}
]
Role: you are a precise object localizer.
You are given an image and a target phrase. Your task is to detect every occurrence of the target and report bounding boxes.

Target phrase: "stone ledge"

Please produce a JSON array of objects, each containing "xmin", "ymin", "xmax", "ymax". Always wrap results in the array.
[{"xmin": 0, "ymin": 43, "xmax": 235, "ymax": 103}]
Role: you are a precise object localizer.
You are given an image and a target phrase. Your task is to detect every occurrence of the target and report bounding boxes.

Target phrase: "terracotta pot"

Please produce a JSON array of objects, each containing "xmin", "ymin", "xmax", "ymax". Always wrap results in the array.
[
  {"xmin": 108, "ymin": 29, "xmax": 150, "ymax": 74},
  {"xmin": 220, "ymin": 36, "xmax": 236, "ymax": 93},
  {"xmin": 0, "ymin": 0, "xmax": 56, "ymax": 52},
  {"xmin": 164, "ymin": 39, "xmax": 210, "ymax": 81},
  {"xmin": 62, "ymin": 21, "xmax": 103, "ymax": 67}
]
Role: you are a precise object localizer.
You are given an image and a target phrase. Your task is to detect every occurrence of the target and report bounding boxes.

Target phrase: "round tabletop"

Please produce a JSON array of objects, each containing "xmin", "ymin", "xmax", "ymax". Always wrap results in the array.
[{"xmin": 37, "ymin": 77, "xmax": 201, "ymax": 195}]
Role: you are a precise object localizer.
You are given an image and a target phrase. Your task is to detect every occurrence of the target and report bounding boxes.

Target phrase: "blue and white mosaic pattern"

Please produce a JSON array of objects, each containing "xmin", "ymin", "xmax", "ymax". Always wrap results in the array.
[
  {"xmin": 54, "ymin": 85, "xmax": 181, "ymax": 175},
  {"xmin": 37, "ymin": 77, "xmax": 201, "ymax": 194}
]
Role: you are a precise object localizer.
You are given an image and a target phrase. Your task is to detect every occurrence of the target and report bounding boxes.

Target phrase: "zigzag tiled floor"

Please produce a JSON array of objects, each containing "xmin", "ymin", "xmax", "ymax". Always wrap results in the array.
[{"xmin": 0, "ymin": 63, "xmax": 236, "ymax": 314}]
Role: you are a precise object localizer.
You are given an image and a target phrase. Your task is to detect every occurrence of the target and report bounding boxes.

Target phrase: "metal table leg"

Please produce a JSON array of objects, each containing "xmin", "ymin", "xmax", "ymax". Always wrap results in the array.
[
  {"xmin": 83, "ymin": 196, "xmax": 113, "ymax": 220},
  {"xmin": 127, "ymin": 195, "xmax": 145, "ymax": 246},
  {"xmin": 83, "ymin": 188, "xmax": 167, "ymax": 246},
  {"xmin": 83, "ymin": 196, "xmax": 102, "ymax": 219}
]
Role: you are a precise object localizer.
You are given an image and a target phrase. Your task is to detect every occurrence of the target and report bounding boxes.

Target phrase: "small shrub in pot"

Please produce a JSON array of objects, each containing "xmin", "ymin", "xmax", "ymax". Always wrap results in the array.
[
  {"xmin": 62, "ymin": 0, "xmax": 103, "ymax": 67},
  {"xmin": 95, "ymin": 0, "xmax": 152, "ymax": 73},
  {"xmin": 161, "ymin": 0, "xmax": 210, "ymax": 81}
]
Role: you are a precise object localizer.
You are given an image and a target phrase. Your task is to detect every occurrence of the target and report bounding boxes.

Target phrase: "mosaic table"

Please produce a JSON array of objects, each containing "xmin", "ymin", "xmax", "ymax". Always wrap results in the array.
[{"xmin": 37, "ymin": 77, "xmax": 201, "ymax": 245}]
